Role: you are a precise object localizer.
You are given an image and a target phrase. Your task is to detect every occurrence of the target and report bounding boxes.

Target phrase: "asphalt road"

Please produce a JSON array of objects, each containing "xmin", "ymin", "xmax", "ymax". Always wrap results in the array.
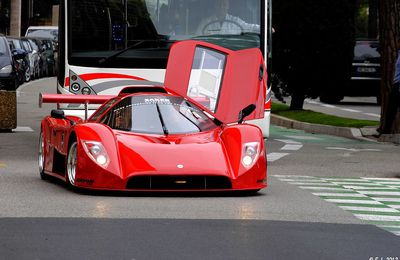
[{"xmin": 0, "ymin": 78, "xmax": 399, "ymax": 259}]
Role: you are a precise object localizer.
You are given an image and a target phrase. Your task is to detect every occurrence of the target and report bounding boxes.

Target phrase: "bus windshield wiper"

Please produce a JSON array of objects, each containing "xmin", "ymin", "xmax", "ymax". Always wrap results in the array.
[
  {"xmin": 98, "ymin": 37, "xmax": 173, "ymax": 65},
  {"xmin": 98, "ymin": 40, "xmax": 145, "ymax": 65}
]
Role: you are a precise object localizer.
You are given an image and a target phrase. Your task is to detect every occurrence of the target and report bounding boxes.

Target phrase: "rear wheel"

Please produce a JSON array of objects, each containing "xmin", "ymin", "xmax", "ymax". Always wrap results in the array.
[
  {"xmin": 66, "ymin": 141, "xmax": 78, "ymax": 188},
  {"xmin": 38, "ymin": 131, "xmax": 48, "ymax": 180}
]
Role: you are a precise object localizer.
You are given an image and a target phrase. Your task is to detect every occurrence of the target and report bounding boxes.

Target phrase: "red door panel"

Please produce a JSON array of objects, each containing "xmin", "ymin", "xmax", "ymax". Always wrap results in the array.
[{"xmin": 164, "ymin": 40, "xmax": 266, "ymax": 124}]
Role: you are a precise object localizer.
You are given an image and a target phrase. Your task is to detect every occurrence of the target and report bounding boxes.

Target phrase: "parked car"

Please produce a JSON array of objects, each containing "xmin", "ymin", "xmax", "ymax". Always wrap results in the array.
[
  {"xmin": 350, "ymin": 39, "xmax": 381, "ymax": 102},
  {"xmin": 7, "ymin": 37, "xmax": 30, "ymax": 84},
  {"xmin": 37, "ymin": 38, "xmax": 56, "ymax": 76},
  {"xmin": 0, "ymin": 35, "xmax": 25, "ymax": 90},
  {"xmin": 20, "ymin": 37, "xmax": 40, "ymax": 80},
  {"xmin": 25, "ymin": 26, "xmax": 58, "ymax": 43}
]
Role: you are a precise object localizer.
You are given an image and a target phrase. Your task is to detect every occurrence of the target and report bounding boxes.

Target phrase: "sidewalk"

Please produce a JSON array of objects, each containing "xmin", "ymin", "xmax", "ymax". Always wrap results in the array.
[{"xmin": 271, "ymin": 113, "xmax": 400, "ymax": 144}]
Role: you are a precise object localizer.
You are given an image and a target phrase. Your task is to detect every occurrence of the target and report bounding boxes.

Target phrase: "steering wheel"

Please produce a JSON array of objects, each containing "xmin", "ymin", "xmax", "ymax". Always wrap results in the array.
[{"xmin": 202, "ymin": 19, "xmax": 243, "ymax": 35}]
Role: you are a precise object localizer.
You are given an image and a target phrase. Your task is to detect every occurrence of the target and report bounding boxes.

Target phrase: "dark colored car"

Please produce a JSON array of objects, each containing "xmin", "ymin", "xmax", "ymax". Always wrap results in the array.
[
  {"xmin": 350, "ymin": 39, "xmax": 381, "ymax": 102},
  {"xmin": 20, "ymin": 37, "xmax": 40, "ymax": 80},
  {"xmin": 7, "ymin": 37, "xmax": 30, "ymax": 84},
  {"xmin": 38, "ymin": 38, "xmax": 56, "ymax": 76},
  {"xmin": 0, "ymin": 35, "xmax": 23, "ymax": 91}
]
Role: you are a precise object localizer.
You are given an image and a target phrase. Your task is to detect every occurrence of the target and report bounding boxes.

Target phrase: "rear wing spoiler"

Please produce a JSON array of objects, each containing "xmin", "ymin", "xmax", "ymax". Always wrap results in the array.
[{"xmin": 39, "ymin": 93, "xmax": 116, "ymax": 119}]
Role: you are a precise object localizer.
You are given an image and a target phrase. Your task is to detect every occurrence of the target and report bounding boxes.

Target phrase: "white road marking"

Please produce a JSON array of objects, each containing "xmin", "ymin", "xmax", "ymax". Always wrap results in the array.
[
  {"xmin": 277, "ymin": 176, "xmax": 400, "ymax": 236},
  {"xmin": 330, "ymin": 182, "xmax": 384, "ymax": 186},
  {"xmin": 321, "ymin": 178, "xmax": 371, "ymax": 182},
  {"xmin": 312, "ymin": 192, "xmax": 367, "ymax": 197},
  {"xmin": 291, "ymin": 183, "xmax": 338, "ymax": 186},
  {"xmin": 13, "ymin": 127, "xmax": 34, "ymax": 132},
  {"xmin": 357, "ymin": 191, "xmax": 400, "ymax": 196},
  {"xmin": 339, "ymin": 206, "xmax": 399, "ymax": 213},
  {"xmin": 284, "ymin": 135, "xmax": 322, "ymax": 141},
  {"xmin": 273, "ymin": 175, "xmax": 316, "ymax": 178},
  {"xmin": 363, "ymin": 177, "xmax": 400, "ymax": 181},
  {"xmin": 343, "ymin": 186, "xmax": 397, "ymax": 190},
  {"xmin": 371, "ymin": 197, "xmax": 400, "ymax": 202},
  {"xmin": 275, "ymin": 139, "xmax": 301, "ymax": 144},
  {"xmin": 354, "ymin": 214, "xmax": 400, "ymax": 222},
  {"xmin": 326, "ymin": 147, "xmax": 382, "ymax": 152},
  {"xmin": 325, "ymin": 199, "xmax": 382, "ymax": 205},
  {"xmin": 280, "ymin": 144, "xmax": 303, "ymax": 151},
  {"xmin": 340, "ymin": 108, "xmax": 361, "ymax": 113},
  {"xmin": 267, "ymin": 153, "xmax": 289, "ymax": 162},
  {"xmin": 363, "ymin": 113, "xmax": 380, "ymax": 118},
  {"xmin": 299, "ymin": 187, "xmax": 350, "ymax": 191}
]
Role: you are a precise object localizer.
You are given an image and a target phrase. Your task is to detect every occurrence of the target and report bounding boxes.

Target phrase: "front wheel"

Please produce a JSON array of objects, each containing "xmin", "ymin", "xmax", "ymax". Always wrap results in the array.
[
  {"xmin": 38, "ymin": 131, "xmax": 48, "ymax": 180},
  {"xmin": 66, "ymin": 141, "xmax": 78, "ymax": 188}
]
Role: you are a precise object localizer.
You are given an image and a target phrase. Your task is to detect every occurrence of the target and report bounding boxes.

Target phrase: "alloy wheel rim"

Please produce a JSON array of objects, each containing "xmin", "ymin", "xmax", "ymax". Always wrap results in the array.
[
  {"xmin": 67, "ymin": 143, "xmax": 77, "ymax": 186},
  {"xmin": 38, "ymin": 133, "xmax": 44, "ymax": 173}
]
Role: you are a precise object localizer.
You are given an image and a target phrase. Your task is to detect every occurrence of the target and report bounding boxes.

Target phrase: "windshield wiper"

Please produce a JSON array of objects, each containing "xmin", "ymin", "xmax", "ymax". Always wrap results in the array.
[
  {"xmin": 98, "ymin": 37, "xmax": 173, "ymax": 65},
  {"xmin": 98, "ymin": 40, "xmax": 145, "ymax": 65},
  {"xmin": 155, "ymin": 103, "xmax": 169, "ymax": 136}
]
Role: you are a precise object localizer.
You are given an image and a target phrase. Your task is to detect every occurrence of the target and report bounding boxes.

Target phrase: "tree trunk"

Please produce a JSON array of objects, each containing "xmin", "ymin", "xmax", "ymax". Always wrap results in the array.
[{"xmin": 379, "ymin": 0, "xmax": 400, "ymax": 134}]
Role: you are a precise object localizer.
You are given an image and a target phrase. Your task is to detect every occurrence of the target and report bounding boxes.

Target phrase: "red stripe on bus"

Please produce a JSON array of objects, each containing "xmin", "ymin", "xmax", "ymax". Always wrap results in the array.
[{"xmin": 64, "ymin": 73, "xmax": 147, "ymax": 87}]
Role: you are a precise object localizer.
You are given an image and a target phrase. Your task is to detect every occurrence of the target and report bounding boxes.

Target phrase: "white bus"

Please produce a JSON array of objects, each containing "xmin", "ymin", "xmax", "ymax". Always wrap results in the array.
[{"xmin": 57, "ymin": 0, "xmax": 272, "ymax": 137}]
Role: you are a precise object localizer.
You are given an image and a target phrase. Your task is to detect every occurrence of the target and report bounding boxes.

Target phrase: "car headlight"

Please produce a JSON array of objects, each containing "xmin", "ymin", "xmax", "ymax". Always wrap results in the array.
[
  {"xmin": 242, "ymin": 142, "xmax": 260, "ymax": 168},
  {"xmin": 0, "ymin": 65, "xmax": 12, "ymax": 74},
  {"xmin": 82, "ymin": 141, "xmax": 109, "ymax": 168}
]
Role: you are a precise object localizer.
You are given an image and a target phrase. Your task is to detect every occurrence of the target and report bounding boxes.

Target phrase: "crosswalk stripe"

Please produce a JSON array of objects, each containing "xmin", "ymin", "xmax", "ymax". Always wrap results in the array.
[
  {"xmin": 343, "ymin": 186, "xmax": 398, "ymax": 190},
  {"xmin": 276, "ymin": 175, "xmax": 400, "ymax": 236},
  {"xmin": 362, "ymin": 177, "xmax": 400, "ymax": 181},
  {"xmin": 291, "ymin": 183, "xmax": 338, "ymax": 186},
  {"xmin": 277, "ymin": 179, "xmax": 327, "ymax": 183},
  {"xmin": 354, "ymin": 214, "xmax": 400, "ymax": 222},
  {"xmin": 371, "ymin": 197, "xmax": 400, "ymax": 202},
  {"xmin": 325, "ymin": 199, "xmax": 382, "ymax": 205},
  {"xmin": 267, "ymin": 153, "xmax": 289, "ymax": 162},
  {"xmin": 299, "ymin": 187, "xmax": 350, "ymax": 191},
  {"xmin": 330, "ymin": 182, "xmax": 384, "ymax": 186},
  {"xmin": 281, "ymin": 144, "xmax": 303, "ymax": 151},
  {"xmin": 312, "ymin": 192, "xmax": 367, "ymax": 197},
  {"xmin": 358, "ymin": 191, "xmax": 400, "ymax": 196},
  {"xmin": 339, "ymin": 206, "xmax": 399, "ymax": 213}
]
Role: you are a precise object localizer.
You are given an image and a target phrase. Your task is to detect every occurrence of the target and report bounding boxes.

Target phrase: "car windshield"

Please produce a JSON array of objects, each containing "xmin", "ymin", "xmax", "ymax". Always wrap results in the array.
[
  {"xmin": 354, "ymin": 41, "xmax": 380, "ymax": 59},
  {"xmin": 26, "ymin": 29, "xmax": 58, "ymax": 41},
  {"xmin": 101, "ymin": 95, "xmax": 217, "ymax": 135},
  {"xmin": 0, "ymin": 39, "xmax": 6, "ymax": 56},
  {"xmin": 68, "ymin": 0, "xmax": 261, "ymax": 68}
]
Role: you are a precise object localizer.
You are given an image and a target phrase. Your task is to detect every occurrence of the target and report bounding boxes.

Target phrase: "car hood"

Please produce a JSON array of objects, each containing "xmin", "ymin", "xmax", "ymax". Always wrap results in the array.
[
  {"xmin": 0, "ymin": 55, "xmax": 11, "ymax": 70},
  {"xmin": 114, "ymin": 130, "xmax": 231, "ymax": 178}
]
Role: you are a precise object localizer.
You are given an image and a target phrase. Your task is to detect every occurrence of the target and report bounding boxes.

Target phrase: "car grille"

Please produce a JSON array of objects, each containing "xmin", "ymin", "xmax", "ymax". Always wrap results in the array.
[{"xmin": 126, "ymin": 175, "xmax": 232, "ymax": 190}]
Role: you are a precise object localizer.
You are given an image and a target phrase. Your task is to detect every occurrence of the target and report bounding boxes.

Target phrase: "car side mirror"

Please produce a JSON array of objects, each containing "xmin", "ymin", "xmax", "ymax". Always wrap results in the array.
[
  {"xmin": 51, "ymin": 109, "xmax": 65, "ymax": 119},
  {"xmin": 238, "ymin": 104, "xmax": 256, "ymax": 124}
]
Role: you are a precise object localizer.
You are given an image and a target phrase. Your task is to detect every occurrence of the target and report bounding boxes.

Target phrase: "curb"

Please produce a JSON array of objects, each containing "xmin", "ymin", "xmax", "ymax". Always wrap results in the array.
[{"xmin": 271, "ymin": 114, "xmax": 386, "ymax": 142}]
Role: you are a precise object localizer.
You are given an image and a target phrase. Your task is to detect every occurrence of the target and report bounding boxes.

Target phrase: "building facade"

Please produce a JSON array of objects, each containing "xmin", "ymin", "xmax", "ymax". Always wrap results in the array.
[{"xmin": 0, "ymin": 0, "xmax": 58, "ymax": 36}]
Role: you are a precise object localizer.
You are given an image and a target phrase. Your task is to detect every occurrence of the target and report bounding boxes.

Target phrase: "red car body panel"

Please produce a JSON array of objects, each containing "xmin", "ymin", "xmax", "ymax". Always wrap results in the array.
[
  {"xmin": 39, "ymin": 41, "xmax": 267, "ymax": 192},
  {"xmin": 164, "ymin": 40, "xmax": 266, "ymax": 124}
]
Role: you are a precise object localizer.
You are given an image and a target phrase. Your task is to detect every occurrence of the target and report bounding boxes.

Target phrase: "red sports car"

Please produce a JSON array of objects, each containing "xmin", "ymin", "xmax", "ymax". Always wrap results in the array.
[{"xmin": 38, "ymin": 40, "xmax": 267, "ymax": 192}]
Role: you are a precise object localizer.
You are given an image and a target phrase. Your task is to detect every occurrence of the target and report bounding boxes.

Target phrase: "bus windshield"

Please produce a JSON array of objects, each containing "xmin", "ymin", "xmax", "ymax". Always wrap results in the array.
[{"xmin": 68, "ymin": 0, "xmax": 261, "ymax": 69}]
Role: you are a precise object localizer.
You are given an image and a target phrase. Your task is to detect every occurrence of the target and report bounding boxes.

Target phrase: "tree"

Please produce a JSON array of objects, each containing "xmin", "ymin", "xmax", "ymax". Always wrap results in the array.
[
  {"xmin": 272, "ymin": 0, "xmax": 357, "ymax": 110},
  {"xmin": 379, "ymin": 0, "xmax": 400, "ymax": 134}
]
